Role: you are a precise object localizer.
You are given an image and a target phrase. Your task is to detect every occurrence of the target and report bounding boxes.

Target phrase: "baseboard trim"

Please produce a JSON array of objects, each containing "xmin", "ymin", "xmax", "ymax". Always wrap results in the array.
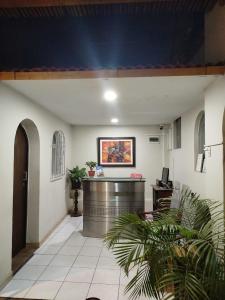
[{"xmin": 26, "ymin": 242, "xmax": 39, "ymax": 248}]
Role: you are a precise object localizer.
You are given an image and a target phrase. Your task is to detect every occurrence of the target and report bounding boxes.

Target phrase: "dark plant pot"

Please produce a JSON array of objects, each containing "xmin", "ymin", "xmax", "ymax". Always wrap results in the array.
[
  {"xmin": 88, "ymin": 170, "xmax": 95, "ymax": 177},
  {"xmin": 72, "ymin": 180, "xmax": 81, "ymax": 189}
]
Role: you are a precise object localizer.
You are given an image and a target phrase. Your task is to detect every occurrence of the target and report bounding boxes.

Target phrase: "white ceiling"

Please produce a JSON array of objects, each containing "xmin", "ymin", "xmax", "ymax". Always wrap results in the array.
[{"xmin": 3, "ymin": 75, "xmax": 218, "ymax": 125}]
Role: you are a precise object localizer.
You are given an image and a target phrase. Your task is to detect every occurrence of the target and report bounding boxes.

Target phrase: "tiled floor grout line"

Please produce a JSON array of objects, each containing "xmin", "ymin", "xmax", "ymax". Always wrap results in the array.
[
  {"xmin": 22, "ymin": 254, "xmax": 56, "ymax": 298},
  {"xmin": 53, "ymin": 220, "xmax": 85, "ymax": 300},
  {"xmin": 1, "ymin": 217, "xmax": 129, "ymax": 300},
  {"xmin": 51, "ymin": 281, "xmax": 64, "ymax": 300},
  {"xmin": 23, "ymin": 217, "xmax": 82, "ymax": 299},
  {"xmin": 86, "ymin": 244, "xmax": 104, "ymax": 299},
  {"xmin": 52, "ymin": 269, "xmax": 71, "ymax": 300},
  {"xmin": 22, "ymin": 248, "xmax": 59, "ymax": 298},
  {"xmin": 85, "ymin": 241, "xmax": 122, "ymax": 299},
  {"xmin": 20, "ymin": 280, "xmax": 35, "ymax": 299},
  {"xmin": 21, "ymin": 265, "xmax": 46, "ymax": 297}
]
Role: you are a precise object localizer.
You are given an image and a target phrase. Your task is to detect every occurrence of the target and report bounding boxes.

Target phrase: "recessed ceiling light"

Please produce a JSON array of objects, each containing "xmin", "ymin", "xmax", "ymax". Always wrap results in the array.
[
  {"xmin": 104, "ymin": 90, "xmax": 117, "ymax": 101},
  {"xmin": 111, "ymin": 118, "xmax": 119, "ymax": 124}
]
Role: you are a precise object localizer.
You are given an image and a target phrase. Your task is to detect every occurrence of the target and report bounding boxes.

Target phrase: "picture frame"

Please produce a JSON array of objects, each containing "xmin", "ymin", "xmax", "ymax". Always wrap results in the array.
[{"xmin": 97, "ymin": 137, "xmax": 136, "ymax": 167}]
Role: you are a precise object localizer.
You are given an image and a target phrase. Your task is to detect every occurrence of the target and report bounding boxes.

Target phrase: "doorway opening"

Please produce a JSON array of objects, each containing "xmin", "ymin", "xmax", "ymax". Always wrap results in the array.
[
  {"xmin": 12, "ymin": 124, "xmax": 28, "ymax": 257},
  {"xmin": 12, "ymin": 119, "xmax": 40, "ymax": 272}
]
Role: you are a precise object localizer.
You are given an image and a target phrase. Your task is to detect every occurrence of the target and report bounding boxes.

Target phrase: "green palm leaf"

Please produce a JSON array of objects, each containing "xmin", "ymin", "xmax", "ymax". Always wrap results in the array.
[{"xmin": 105, "ymin": 195, "xmax": 225, "ymax": 300}]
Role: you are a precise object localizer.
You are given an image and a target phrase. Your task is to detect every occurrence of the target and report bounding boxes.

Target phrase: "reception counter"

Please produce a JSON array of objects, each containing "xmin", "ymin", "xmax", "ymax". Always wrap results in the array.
[{"xmin": 82, "ymin": 177, "xmax": 145, "ymax": 237}]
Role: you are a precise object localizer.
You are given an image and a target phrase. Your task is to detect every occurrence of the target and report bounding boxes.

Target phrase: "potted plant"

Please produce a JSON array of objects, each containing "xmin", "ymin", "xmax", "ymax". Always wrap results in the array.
[
  {"xmin": 105, "ymin": 195, "xmax": 225, "ymax": 300},
  {"xmin": 68, "ymin": 166, "xmax": 86, "ymax": 217},
  {"xmin": 86, "ymin": 161, "xmax": 97, "ymax": 177},
  {"xmin": 68, "ymin": 166, "xmax": 87, "ymax": 189}
]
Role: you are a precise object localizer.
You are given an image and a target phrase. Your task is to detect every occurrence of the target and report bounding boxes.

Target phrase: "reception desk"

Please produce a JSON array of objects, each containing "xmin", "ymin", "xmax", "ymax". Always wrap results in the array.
[{"xmin": 82, "ymin": 178, "xmax": 145, "ymax": 237}]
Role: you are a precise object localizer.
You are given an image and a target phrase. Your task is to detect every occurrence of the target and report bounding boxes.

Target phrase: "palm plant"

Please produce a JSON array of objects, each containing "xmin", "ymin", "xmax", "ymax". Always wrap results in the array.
[
  {"xmin": 68, "ymin": 166, "xmax": 87, "ymax": 189},
  {"xmin": 105, "ymin": 194, "xmax": 225, "ymax": 300}
]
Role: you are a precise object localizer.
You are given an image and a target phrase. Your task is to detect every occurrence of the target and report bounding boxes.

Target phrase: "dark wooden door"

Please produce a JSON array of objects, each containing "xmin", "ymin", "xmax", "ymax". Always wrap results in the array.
[{"xmin": 12, "ymin": 125, "xmax": 28, "ymax": 257}]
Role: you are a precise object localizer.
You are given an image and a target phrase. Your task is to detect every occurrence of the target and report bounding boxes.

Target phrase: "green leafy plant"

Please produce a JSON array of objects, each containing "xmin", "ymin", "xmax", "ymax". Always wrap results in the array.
[
  {"xmin": 85, "ymin": 161, "xmax": 97, "ymax": 170},
  {"xmin": 105, "ymin": 195, "xmax": 225, "ymax": 300},
  {"xmin": 68, "ymin": 166, "xmax": 86, "ymax": 188}
]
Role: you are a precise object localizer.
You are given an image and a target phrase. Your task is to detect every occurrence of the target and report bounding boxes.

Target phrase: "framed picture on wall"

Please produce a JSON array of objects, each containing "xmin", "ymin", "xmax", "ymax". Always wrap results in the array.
[{"xmin": 97, "ymin": 137, "xmax": 136, "ymax": 167}]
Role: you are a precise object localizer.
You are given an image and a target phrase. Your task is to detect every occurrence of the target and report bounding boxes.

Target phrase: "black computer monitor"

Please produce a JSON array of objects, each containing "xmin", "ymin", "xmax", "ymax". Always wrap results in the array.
[{"xmin": 161, "ymin": 167, "xmax": 169, "ymax": 186}]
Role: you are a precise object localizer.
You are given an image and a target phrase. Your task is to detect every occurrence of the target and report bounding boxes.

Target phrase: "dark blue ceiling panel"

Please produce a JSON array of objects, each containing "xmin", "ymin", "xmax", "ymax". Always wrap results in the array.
[{"xmin": 0, "ymin": 13, "xmax": 204, "ymax": 71}]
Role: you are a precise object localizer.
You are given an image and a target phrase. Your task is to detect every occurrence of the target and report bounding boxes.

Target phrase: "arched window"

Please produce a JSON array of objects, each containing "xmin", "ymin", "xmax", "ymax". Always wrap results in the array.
[
  {"xmin": 195, "ymin": 111, "xmax": 205, "ymax": 172},
  {"xmin": 51, "ymin": 131, "xmax": 65, "ymax": 179}
]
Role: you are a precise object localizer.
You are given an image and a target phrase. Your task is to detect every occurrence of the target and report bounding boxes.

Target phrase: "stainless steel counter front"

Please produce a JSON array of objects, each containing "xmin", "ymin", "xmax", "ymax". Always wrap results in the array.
[{"xmin": 82, "ymin": 178, "xmax": 145, "ymax": 237}]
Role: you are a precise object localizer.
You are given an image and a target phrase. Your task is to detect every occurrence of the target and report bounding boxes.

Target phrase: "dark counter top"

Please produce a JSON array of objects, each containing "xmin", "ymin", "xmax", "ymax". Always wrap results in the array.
[{"xmin": 82, "ymin": 177, "xmax": 145, "ymax": 182}]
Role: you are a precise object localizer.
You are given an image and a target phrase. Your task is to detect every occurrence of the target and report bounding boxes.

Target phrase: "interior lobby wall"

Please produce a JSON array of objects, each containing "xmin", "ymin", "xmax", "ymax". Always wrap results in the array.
[
  {"xmin": 168, "ymin": 76, "xmax": 225, "ymax": 203},
  {"xmin": 168, "ymin": 100, "xmax": 206, "ymax": 196},
  {"xmin": 72, "ymin": 125, "xmax": 165, "ymax": 209},
  {"xmin": 0, "ymin": 83, "xmax": 73, "ymax": 286},
  {"xmin": 204, "ymin": 76, "xmax": 225, "ymax": 204}
]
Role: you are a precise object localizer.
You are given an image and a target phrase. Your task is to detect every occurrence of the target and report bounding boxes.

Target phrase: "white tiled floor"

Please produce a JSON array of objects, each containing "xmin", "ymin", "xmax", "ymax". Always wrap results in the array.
[{"xmin": 0, "ymin": 216, "xmax": 151, "ymax": 300}]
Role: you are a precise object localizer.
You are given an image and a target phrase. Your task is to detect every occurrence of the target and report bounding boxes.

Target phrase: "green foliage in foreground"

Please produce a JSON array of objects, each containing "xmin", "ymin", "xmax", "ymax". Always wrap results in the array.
[{"xmin": 105, "ymin": 196, "xmax": 225, "ymax": 300}]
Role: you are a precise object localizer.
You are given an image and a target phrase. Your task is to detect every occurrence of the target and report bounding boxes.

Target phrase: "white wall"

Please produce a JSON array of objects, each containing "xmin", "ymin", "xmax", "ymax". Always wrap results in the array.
[
  {"xmin": 72, "ymin": 125, "xmax": 165, "ymax": 209},
  {"xmin": 0, "ymin": 83, "xmax": 72, "ymax": 285},
  {"xmin": 205, "ymin": 77, "xmax": 225, "ymax": 203},
  {"xmin": 168, "ymin": 101, "xmax": 207, "ymax": 196},
  {"xmin": 168, "ymin": 76, "xmax": 225, "ymax": 203}
]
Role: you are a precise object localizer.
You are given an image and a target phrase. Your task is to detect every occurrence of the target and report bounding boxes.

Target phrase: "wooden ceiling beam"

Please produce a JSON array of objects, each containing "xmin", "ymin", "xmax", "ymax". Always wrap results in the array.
[
  {"xmin": 0, "ymin": 72, "xmax": 15, "ymax": 80},
  {"xmin": 0, "ymin": 66, "xmax": 224, "ymax": 80},
  {"xmin": 0, "ymin": 0, "xmax": 173, "ymax": 9}
]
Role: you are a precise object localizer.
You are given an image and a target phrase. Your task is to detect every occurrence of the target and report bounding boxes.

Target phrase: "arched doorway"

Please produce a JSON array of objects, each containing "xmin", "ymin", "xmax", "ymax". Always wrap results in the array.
[
  {"xmin": 12, "ymin": 119, "xmax": 40, "ymax": 260},
  {"xmin": 12, "ymin": 125, "xmax": 28, "ymax": 257},
  {"xmin": 194, "ymin": 110, "xmax": 205, "ymax": 172}
]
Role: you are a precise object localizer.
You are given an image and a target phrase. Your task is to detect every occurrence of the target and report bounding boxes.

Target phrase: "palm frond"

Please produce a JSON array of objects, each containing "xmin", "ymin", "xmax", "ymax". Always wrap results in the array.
[
  {"xmin": 104, "ymin": 196, "xmax": 225, "ymax": 300},
  {"xmin": 159, "ymin": 271, "xmax": 209, "ymax": 300}
]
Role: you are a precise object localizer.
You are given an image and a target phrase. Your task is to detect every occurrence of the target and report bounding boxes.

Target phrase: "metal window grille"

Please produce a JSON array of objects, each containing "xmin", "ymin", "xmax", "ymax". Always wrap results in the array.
[
  {"xmin": 198, "ymin": 112, "xmax": 205, "ymax": 155},
  {"xmin": 173, "ymin": 117, "xmax": 181, "ymax": 149},
  {"xmin": 51, "ymin": 131, "xmax": 65, "ymax": 179}
]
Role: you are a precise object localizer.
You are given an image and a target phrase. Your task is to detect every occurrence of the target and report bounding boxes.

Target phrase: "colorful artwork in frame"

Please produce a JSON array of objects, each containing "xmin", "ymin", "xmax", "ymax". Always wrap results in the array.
[{"xmin": 97, "ymin": 137, "xmax": 136, "ymax": 167}]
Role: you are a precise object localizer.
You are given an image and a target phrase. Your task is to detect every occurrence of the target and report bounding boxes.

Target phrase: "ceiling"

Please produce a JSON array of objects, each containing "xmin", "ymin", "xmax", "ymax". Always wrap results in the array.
[
  {"xmin": 0, "ymin": 0, "xmax": 220, "ymax": 17},
  {"xmin": 3, "ymin": 75, "xmax": 218, "ymax": 125}
]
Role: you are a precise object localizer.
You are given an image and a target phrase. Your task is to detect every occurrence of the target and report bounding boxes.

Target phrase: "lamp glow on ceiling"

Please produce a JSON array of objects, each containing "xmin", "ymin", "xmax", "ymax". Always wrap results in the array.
[
  {"xmin": 111, "ymin": 118, "xmax": 119, "ymax": 124},
  {"xmin": 104, "ymin": 90, "xmax": 117, "ymax": 101}
]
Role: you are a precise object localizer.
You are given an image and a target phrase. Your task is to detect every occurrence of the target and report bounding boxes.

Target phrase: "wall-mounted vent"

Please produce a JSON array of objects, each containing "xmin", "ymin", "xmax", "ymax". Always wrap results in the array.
[{"xmin": 149, "ymin": 136, "xmax": 160, "ymax": 143}]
